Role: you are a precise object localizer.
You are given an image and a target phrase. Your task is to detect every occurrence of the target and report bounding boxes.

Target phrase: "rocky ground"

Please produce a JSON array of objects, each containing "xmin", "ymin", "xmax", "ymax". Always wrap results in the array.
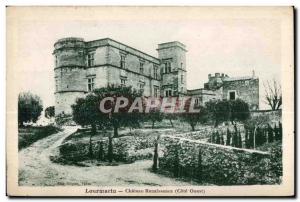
[{"xmin": 18, "ymin": 126, "xmax": 197, "ymax": 186}]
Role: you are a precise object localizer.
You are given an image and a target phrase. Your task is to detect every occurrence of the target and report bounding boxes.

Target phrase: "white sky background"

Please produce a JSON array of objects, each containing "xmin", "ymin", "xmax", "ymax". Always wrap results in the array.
[{"xmin": 15, "ymin": 7, "xmax": 282, "ymax": 110}]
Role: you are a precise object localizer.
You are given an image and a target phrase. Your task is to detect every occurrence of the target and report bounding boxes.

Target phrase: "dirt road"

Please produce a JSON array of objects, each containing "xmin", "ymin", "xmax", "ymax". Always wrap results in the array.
[{"xmin": 19, "ymin": 126, "xmax": 195, "ymax": 186}]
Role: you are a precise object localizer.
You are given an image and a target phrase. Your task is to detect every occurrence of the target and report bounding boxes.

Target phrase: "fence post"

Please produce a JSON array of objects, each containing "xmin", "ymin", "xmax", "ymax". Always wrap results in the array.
[
  {"xmin": 152, "ymin": 136, "xmax": 159, "ymax": 172},
  {"xmin": 108, "ymin": 135, "xmax": 113, "ymax": 163},
  {"xmin": 173, "ymin": 148, "xmax": 180, "ymax": 178},
  {"xmin": 197, "ymin": 148, "xmax": 202, "ymax": 182},
  {"xmin": 98, "ymin": 141, "xmax": 104, "ymax": 161}
]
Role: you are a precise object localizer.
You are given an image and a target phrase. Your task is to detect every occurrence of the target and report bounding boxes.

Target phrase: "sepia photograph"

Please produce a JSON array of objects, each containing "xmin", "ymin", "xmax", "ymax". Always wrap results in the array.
[{"xmin": 6, "ymin": 6, "xmax": 294, "ymax": 197}]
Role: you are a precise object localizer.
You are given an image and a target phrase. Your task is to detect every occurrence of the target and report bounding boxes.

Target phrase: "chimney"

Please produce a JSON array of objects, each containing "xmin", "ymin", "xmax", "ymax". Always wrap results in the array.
[{"xmin": 252, "ymin": 70, "xmax": 255, "ymax": 78}]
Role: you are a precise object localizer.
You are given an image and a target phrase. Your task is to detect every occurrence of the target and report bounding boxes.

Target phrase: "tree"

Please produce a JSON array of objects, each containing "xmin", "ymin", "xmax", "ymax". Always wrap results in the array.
[
  {"xmin": 220, "ymin": 133, "xmax": 225, "ymax": 145},
  {"xmin": 45, "ymin": 106, "xmax": 55, "ymax": 118},
  {"xmin": 147, "ymin": 108, "xmax": 163, "ymax": 129},
  {"xmin": 238, "ymin": 130, "xmax": 242, "ymax": 148},
  {"xmin": 93, "ymin": 85, "xmax": 144, "ymax": 137},
  {"xmin": 205, "ymin": 100, "xmax": 231, "ymax": 127},
  {"xmin": 206, "ymin": 99, "xmax": 250, "ymax": 127},
  {"xmin": 215, "ymin": 131, "xmax": 221, "ymax": 144},
  {"xmin": 72, "ymin": 94, "xmax": 106, "ymax": 158},
  {"xmin": 226, "ymin": 128, "xmax": 231, "ymax": 146},
  {"xmin": 18, "ymin": 92, "xmax": 43, "ymax": 127},
  {"xmin": 180, "ymin": 105, "xmax": 208, "ymax": 131},
  {"xmin": 108, "ymin": 135, "xmax": 113, "ymax": 163},
  {"xmin": 245, "ymin": 114, "xmax": 270, "ymax": 149},
  {"xmin": 264, "ymin": 79, "xmax": 282, "ymax": 110},
  {"xmin": 229, "ymin": 99, "xmax": 250, "ymax": 124},
  {"xmin": 97, "ymin": 141, "xmax": 104, "ymax": 161},
  {"xmin": 267, "ymin": 124, "xmax": 274, "ymax": 143}
]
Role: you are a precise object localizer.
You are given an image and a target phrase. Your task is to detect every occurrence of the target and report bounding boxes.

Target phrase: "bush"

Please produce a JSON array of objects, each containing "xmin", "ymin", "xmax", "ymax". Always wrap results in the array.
[{"xmin": 18, "ymin": 92, "xmax": 43, "ymax": 126}]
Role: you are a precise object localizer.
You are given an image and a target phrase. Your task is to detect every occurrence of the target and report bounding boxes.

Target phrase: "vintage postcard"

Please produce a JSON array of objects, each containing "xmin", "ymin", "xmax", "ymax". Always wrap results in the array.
[{"xmin": 6, "ymin": 6, "xmax": 294, "ymax": 197}]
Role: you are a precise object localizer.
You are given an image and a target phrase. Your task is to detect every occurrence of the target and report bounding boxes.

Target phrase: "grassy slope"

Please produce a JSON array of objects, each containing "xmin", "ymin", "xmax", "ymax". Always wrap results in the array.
[{"xmin": 18, "ymin": 125, "xmax": 61, "ymax": 150}]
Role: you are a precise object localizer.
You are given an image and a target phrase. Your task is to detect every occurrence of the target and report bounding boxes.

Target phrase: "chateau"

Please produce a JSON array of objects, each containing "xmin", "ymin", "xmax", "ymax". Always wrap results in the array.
[{"xmin": 53, "ymin": 37, "xmax": 259, "ymax": 115}]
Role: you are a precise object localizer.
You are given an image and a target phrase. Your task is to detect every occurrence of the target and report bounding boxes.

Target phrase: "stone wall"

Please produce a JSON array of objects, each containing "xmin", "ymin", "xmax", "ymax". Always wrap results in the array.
[
  {"xmin": 222, "ymin": 78, "xmax": 259, "ymax": 110},
  {"xmin": 158, "ymin": 135, "xmax": 280, "ymax": 185},
  {"xmin": 251, "ymin": 110, "xmax": 282, "ymax": 124}
]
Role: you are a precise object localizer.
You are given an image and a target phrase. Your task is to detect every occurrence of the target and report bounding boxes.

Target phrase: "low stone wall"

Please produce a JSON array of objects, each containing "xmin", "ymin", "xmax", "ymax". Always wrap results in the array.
[
  {"xmin": 251, "ymin": 110, "xmax": 282, "ymax": 124},
  {"xmin": 158, "ymin": 135, "xmax": 278, "ymax": 185},
  {"xmin": 59, "ymin": 134, "xmax": 156, "ymax": 163}
]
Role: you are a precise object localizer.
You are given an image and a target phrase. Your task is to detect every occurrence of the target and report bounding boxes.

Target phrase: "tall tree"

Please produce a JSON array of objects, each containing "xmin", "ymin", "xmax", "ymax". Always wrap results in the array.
[
  {"xmin": 18, "ymin": 92, "xmax": 43, "ymax": 127},
  {"xmin": 264, "ymin": 79, "xmax": 282, "ymax": 110},
  {"xmin": 146, "ymin": 108, "xmax": 163, "ymax": 129},
  {"xmin": 245, "ymin": 114, "xmax": 270, "ymax": 149},
  {"xmin": 205, "ymin": 100, "xmax": 231, "ymax": 127},
  {"xmin": 72, "ymin": 94, "xmax": 105, "ymax": 157},
  {"xmin": 180, "ymin": 105, "xmax": 208, "ymax": 131},
  {"xmin": 93, "ymin": 85, "xmax": 144, "ymax": 137},
  {"xmin": 206, "ymin": 99, "xmax": 250, "ymax": 127},
  {"xmin": 229, "ymin": 99, "xmax": 250, "ymax": 124}
]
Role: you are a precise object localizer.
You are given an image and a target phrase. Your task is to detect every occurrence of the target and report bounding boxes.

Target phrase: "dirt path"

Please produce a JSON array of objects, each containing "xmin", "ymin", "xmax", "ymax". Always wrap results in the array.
[{"xmin": 19, "ymin": 126, "xmax": 196, "ymax": 186}]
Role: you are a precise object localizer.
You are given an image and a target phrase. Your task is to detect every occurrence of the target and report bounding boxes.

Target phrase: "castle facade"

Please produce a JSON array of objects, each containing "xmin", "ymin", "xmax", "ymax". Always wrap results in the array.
[{"xmin": 53, "ymin": 37, "xmax": 258, "ymax": 115}]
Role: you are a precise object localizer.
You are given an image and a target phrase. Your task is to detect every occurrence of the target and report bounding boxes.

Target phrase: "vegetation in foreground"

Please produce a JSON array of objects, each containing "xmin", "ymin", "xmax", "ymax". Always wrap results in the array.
[{"xmin": 18, "ymin": 125, "xmax": 61, "ymax": 150}]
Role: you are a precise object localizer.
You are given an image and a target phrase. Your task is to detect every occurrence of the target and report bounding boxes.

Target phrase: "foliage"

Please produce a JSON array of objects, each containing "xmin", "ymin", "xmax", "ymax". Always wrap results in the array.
[
  {"xmin": 146, "ymin": 107, "xmax": 164, "ymax": 129},
  {"xmin": 264, "ymin": 79, "xmax": 282, "ymax": 110},
  {"xmin": 72, "ymin": 93, "xmax": 107, "ymax": 158},
  {"xmin": 18, "ymin": 125, "xmax": 60, "ymax": 149},
  {"xmin": 205, "ymin": 100, "xmax": 230, "ymax": 127},
  {"xmin": 45, "ymin": 106, "xmax": 55, "ymax": 118},
  {"xmin": 93, "ymin": 85, "xmax": 144, "ymax": 137},
  {"xmin": 205, "ymin": 99, "xmax": 250, "ymax": 127},
  {"xmin": 18, "ymin": 92, "xmax": 43, "ymax": 126},
  {"xmin": 180, "ymin": 105, "xmax": 209, "ymax": 131},
  {"xmin": 230, "ymin": 99, "xmax": 250, "ymax": 123}
]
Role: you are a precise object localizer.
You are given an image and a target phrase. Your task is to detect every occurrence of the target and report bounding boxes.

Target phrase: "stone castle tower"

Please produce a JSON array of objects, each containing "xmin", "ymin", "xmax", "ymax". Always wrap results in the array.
[
  {"xmin": 157, "ymin": 41, "xmax": 187, "ymax": 96},
  {"xmin": 53, "ymin": 38, "xmax": 87, "ymax": 115}
]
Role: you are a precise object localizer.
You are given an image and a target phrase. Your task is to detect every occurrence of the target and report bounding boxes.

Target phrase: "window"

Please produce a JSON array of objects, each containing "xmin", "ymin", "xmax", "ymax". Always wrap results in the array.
[
  {"xmin": 154, "ymin": 65, "xmax": 158, "ymax": 79},
  {"xmin": 139, "ymin": 62, "xmax": 144, "ymax": 74},
  {"xmin": 87, "ymin": 53, "xmax": 94, "ymax": 67},
  {"xmin": 181, "ymin": 74, "xmax": 184, "ymax": 84},
  {"xmin": 87, "ymin": 77, "xmax": 95, "ymax": 92},
  {"xmin": 181, "ymin": 62, "xmax": 183, "ymax": 69},
  {"xmin": 138, "ymin": 82, "xmax": 145, "ymax": 92},
  {"xmin": 55, "ymin": 79, "xmax": 58, "ymax": 91},
  {"xmin": 154, "ymin": 86, "xmax": 159, "ymax": 97},
  {"xmin": 55, "ymin": 55, "xmax": 58, "ymax": 67},
  {"xmin": 164, "ymin": 62, "xmax": 171, "ymax": 73},
  {"xmin": 165, "ymin": 90, "xmax": 172, "ymax": 97},
  {"xmin": 229, "ymin": 91, "xmax": 236, "ymax": 100},
  {"xmin": 120, "ymin": 54, "xmax": 126, "ymax": 69},
  {"xmin": 120, "ymin": 78, "xmax": 126, "ymax": 86},
  {"xmin": 195, "ymin": 98, "xmax": 199, "ymax": 105}
]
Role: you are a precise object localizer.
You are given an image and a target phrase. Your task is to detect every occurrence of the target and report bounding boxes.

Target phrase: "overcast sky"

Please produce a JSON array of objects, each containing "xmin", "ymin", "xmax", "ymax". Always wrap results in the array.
[{"xmin": 13, "ymin": 7, "xmax": 282, "ymax": 110}]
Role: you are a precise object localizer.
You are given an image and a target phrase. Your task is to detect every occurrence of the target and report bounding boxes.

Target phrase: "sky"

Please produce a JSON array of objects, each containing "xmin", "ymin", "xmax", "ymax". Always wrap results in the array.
[{"xmin": 12, "ymin": 7, "xmax": 282, "ymax": 110}]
